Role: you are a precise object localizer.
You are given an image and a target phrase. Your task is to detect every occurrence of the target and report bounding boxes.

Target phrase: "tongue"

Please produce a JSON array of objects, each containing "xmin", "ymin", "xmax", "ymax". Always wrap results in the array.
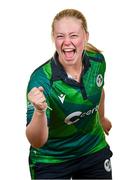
[{"xmin": 64, "ymin": 51, "xmax": 75, "ymax": 58}]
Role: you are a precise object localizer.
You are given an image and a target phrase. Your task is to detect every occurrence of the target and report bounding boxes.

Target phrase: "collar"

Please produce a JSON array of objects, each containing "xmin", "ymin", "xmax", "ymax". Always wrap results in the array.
[{"xmin": 51, "ymin": 51, "xmax": 91, "ymax": 85}]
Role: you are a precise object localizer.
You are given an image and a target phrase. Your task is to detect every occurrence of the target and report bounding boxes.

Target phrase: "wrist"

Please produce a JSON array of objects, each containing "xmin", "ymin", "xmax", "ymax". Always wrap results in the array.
[{"xmin": 34, "ymin": 108, "xmax": 45, "ymax": 114}]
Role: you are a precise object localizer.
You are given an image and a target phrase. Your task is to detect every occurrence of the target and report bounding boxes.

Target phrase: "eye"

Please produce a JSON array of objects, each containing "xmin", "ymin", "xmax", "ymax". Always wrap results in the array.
[
  {"xmin": 71, "ymin": 34, "xmax": 78, "ymax": 39},
  {"xmin": 56, "ymin": 35, "xmax": 64, "ymax": 39}
]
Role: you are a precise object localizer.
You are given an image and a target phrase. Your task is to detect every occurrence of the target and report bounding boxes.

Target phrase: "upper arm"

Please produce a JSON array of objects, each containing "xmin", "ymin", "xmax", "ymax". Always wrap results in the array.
[{"xmin": 98, "ymin": 88, "xmax": 105, "ymax": 119}]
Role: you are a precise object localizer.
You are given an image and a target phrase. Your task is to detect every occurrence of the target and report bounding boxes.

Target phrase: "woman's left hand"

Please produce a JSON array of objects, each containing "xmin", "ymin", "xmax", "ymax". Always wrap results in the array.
[{"xmin": 101, "ymin": 117, "xmax": 112, "ymax": 135}]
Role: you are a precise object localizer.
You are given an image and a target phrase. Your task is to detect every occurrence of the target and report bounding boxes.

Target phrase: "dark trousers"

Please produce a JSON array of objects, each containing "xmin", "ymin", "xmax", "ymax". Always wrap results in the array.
[{"xmin": 29, "ymin": 147, "xmax": 113, "ymax": 179}]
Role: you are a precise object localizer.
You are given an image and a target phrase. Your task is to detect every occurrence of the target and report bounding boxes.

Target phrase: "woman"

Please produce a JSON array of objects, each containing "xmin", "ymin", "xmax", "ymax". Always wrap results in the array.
[{"xmin": 26, "ymin": 9, "xmax": 112, "ymax": 179}]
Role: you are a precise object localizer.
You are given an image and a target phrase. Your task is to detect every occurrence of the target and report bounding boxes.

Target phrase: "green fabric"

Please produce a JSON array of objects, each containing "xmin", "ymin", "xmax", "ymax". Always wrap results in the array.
[{"xmin": 26, "ymin": 50, "xmax": 108, "ymax": 164}]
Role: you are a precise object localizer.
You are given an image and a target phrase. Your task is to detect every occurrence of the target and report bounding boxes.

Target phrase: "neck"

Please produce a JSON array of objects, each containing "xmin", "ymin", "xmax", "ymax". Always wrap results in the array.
[{"xmin": 65, "ymin": 62, "xmax": 83, "ymax": 82}]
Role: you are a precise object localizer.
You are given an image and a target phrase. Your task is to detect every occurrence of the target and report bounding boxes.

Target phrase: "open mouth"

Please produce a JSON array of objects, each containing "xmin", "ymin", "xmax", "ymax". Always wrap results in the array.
[{"xmin": 62, "ymin": 48, "xmax": 76, "ymax": 59}]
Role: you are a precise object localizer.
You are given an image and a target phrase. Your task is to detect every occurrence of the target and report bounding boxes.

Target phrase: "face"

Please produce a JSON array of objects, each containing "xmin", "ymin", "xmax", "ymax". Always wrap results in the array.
[{"xmin": 53, "ymin": 17, "xmax": 89, "ymax": 66}]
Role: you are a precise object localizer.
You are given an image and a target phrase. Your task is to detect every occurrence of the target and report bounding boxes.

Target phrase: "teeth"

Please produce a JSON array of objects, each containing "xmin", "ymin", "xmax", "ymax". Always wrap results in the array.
[{"xmin": 63, "ymin": 49, "xmax": 75, "ymax": 52}]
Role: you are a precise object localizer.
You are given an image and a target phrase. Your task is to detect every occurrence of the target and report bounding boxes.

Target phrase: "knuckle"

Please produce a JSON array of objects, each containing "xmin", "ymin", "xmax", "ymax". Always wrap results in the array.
[{"xmin": 31, "ymin": 87, "xmax": 37, "ymax": 92}]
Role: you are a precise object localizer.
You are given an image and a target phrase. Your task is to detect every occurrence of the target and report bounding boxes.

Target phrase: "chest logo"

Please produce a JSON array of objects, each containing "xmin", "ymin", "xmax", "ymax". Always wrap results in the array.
[
  {"xmin": 64, "ymin": 105, "xmax": 99, "ymax": 125},
  {"xmin": 96, "ymin": 74, "xmax": 103, "ymax": 87},
  {"xmin": 58, "ymin": 94, "xmax": 66, "ymax": 104}
]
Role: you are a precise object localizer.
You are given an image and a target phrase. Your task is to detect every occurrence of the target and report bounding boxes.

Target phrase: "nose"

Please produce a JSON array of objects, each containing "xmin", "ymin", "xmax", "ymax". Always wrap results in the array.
[{"xmin": 63, "ymin": 37, "xmax": 71, "ymax": 45}]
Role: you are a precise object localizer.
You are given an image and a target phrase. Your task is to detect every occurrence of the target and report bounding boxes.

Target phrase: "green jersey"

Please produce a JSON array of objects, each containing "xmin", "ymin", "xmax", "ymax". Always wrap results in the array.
[{"xmin": 26, "ymin": 50, "xmax": 108, "ymax": 164}]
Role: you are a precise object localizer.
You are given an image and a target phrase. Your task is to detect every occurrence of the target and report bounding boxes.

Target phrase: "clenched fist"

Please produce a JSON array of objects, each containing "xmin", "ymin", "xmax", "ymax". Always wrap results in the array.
[{"xmin": 28, "ymin": 86, "xmax": 47, "ymax": 111}]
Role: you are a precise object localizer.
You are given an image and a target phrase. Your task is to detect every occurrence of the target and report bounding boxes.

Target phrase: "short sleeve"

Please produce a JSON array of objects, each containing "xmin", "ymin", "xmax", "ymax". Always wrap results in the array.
[
  {"xmin": 26, "ymin": 68, "xmax": 51, "ymax": 126},
  {"xmin": 101, "ymin": 54, "xmax": 106, "ymax": 87}
]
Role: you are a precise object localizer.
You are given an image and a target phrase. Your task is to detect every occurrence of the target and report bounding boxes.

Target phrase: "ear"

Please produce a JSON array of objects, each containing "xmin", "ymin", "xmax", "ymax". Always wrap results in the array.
[
  {"xmin": 85, "ymin": 32, "xmax": 89, "ymax": 42},
  {"xmin": 51, "ymin": 32, "xmax": 55, "ymax": 42}
]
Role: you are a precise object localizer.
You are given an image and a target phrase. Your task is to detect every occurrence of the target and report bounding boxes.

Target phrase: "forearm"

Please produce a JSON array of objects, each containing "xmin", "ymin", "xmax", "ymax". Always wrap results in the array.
[
  {"xmin": 98, "ymin": 89, "xmax": 112, "ymax": 135},
  {"xmin": 26, "ymin": 110, "xmax": 49, "ymax": 148}
]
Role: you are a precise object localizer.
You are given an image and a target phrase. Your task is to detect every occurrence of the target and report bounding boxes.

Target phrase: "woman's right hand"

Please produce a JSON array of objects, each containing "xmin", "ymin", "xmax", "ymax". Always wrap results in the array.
[{"xmin": 28, "ymin": 86, "xmax": 47, "ymax": 111}]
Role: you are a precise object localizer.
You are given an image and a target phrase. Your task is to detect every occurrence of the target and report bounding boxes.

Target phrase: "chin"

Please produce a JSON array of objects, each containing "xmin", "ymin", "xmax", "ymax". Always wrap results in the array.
[
  {"xmin": 64, "ymin": 59, "xmax": 77, "ymax": 65},
  {"xmin": 63, "ymin": 54, "xmax": 78, "ymax": 64}
]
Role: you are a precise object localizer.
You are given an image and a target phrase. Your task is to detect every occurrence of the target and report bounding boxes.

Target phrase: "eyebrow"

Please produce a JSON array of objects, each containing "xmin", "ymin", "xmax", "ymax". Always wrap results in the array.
[
  {"xmin": 56, "ymin": 33, "xmax": 64, "ymax": 35},
  {"xmin": 55, "ymin": 32, "xmax": 79, "ymax": 35}
]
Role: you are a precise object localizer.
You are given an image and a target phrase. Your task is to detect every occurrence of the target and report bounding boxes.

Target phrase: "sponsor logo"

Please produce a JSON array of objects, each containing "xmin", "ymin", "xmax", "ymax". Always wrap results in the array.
[
  {"xmin": 104, "ymin": 159, "xmax": 112, "ymax": 172},
  {"xmin": 96, "ymin": 74, "xmax": 103, "ymax": 87},
  {"xmin": 58, "ymin": 94, "xmax": 66, "ymax": 104},
  {"xmin": 64, "ymin": 105, "xmax": 99, "ymax": 125}
]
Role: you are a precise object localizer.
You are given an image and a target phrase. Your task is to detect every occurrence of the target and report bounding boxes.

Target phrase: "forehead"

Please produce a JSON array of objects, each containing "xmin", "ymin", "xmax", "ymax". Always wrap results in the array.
[{"xmin": 53, "ymin": 17, "xmax": 83, "ymax": 33}]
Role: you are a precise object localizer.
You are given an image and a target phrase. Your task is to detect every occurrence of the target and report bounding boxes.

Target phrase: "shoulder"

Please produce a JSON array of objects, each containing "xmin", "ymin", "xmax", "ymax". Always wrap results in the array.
[
  {"xmin": 31, "ymin": 59, "xmax": 52, "ymax": 79},
  {"xmin": 27, "ymin": 59, "xmax": 52, "ymax": 93},
  {"xmin": 85, "ymin": 50, "xmax": 105, "ymax": 63},
  {"xmin": 85, "ymin": 50, "xmax": 106, "ymax": 73}
]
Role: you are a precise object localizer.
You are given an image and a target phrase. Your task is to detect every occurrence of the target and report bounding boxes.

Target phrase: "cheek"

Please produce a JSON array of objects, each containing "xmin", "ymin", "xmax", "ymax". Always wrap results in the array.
[
  {"xmin": 75, "ymin": 39, "xmax": 84, "ymax": 50},
  {"xmin": 55, "ymin": 40, "xmax": 62, "ymax": 50}
]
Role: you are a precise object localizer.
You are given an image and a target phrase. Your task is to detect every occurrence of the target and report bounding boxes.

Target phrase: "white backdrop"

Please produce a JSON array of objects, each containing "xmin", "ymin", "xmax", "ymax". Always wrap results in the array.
[{"xmin": 0, "ymin": 0, "xmax": 136, "ymax": 179}]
